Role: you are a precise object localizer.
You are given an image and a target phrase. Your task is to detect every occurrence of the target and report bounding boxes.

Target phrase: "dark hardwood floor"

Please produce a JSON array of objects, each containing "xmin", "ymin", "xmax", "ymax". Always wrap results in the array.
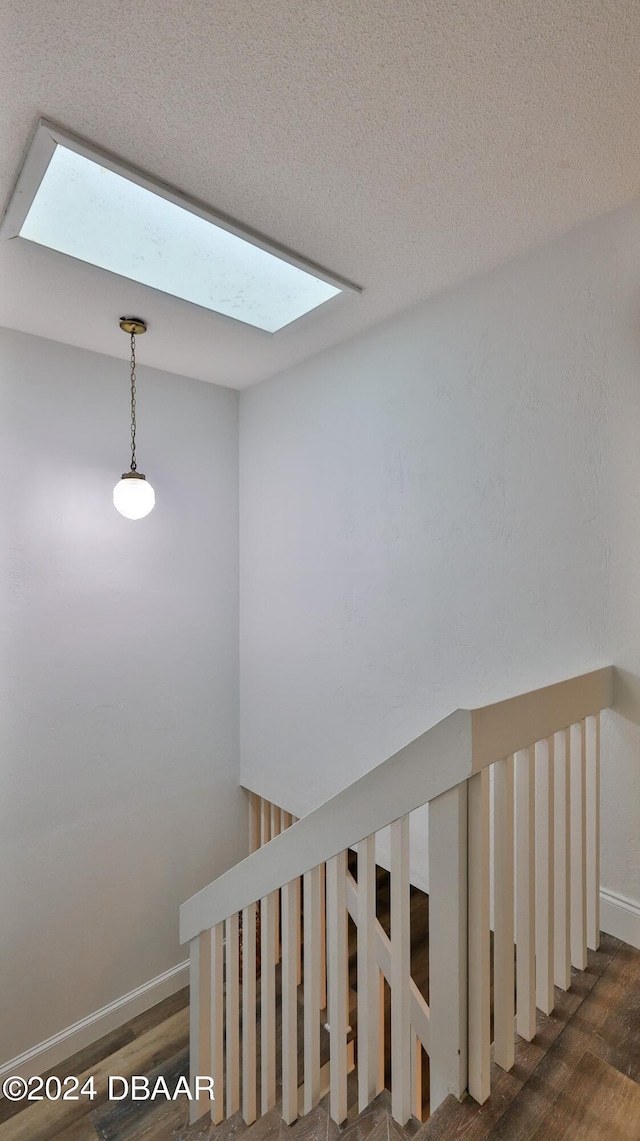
[
  {"xmin": 528, "ymin": 1052, "xmax": 640, "ymax": 1141},
  {"xmin": 1, "ymin": 873, "xmax": 639, "ymax": 1141},
  {"xmin": 420, "ymin": 934, "xmax": 640, "ymax": 1140}
]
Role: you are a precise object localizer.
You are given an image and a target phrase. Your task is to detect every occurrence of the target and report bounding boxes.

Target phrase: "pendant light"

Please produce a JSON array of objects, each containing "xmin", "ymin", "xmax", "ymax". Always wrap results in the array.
[{"xmin": 113, "ymin": 318, "xmax": 155, "ymax": 519}]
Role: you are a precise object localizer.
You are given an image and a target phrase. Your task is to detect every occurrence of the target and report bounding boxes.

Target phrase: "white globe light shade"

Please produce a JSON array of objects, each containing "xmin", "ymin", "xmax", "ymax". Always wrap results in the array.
[{"xmin": 113, "ymin": 474, "xmax": 155, "ymax": 519}]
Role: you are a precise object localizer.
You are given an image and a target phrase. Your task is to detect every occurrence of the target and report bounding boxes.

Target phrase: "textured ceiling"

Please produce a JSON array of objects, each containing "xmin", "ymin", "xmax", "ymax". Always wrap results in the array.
[{"xmin": 1, "ymin": 0, "xmax": 639, "ymax": 388}]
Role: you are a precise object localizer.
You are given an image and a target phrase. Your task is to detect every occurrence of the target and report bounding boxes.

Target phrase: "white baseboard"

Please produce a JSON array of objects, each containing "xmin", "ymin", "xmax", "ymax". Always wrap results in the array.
[
  {"xmin": 0, "ymin": 959, "xmax": 189, "ymax": 1084},
  {"xmin": 600, "ymin": 888, "xmax": 640, "ymax": 951}
]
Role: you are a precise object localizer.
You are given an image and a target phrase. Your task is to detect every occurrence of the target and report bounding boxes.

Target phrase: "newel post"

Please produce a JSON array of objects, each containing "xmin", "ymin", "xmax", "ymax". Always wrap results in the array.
[{"xmin": 428, "ymin": 780, "xmax": 469, "ymax": 1112}]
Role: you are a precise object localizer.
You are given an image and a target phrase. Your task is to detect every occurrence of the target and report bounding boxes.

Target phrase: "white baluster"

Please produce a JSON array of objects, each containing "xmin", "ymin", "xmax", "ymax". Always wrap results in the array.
[
  {"xmin": 260, "ymin": 892, "xmax": 277, "ymax": 1114},
  {"xmin": 241, "ymin": 903, "xmax": 257, "ymax": 1125},
  {"xmin": 292, "ymin": 817, "xmax": 302, "ymax": 984},
  {"xmin": 493, "ymin": 756, "xmax": 515, "ymax": 1069},
  {"xmin": 569, "ymin": 722, "xmax": 588, "ymax": 970},
  {"xmin": 327, "ymin": 849, "xmax": 349, "ymax": 1125},
  {"xmin": 211, "ymin": 922, "xmax": 224, "ymax": 1124},
  {"xmin": 516, "ymin": 746, "xmax": 536, "ymax": 1041},
  {"xmin": 296, "ymin": 875, "xmax": 303, "ymax": 986},
  {"xmin": 189, "ymin": 929, "xmax": 212, "ymax": 1124},
  {"xmin": 535, "ymin": 738, "xmax": 555, "ymax": 1015},
  {"xmin": 357, "ymin": 833, "xmax": 380, "ymax": 1111},
  {"xmin": 249, "ymin": 792, "xmax": 261, "ymax": 854},
  {"xmin": 320, "ymin": 862, "xmax": 327, "ymax": 1010},
  {"xmin": 271, "ymin": 803, "xmax": 282, "ymax": 837},
  {"xmin": 468, "ymin": 768, "xmax": 490, "ymax": 1104},
  {"xmin": 378, "ymin": 970, "xmax": 386, "ymax": 1094},
  {"xmin": 429, "ymin": 782, "xmax": 468, "ymax": 1107},
  {"xmin": 585, "ymin": 714, "xmax": 601, "ymax": 951},
  {"xmin": 260, "ymin": 798, "xmax": 271, "ymax": 847},
  {"xmin": 411, "ymin": 1030, "xmax": 422, "ymax": 1121},
  {"xmin": 271, "ymin": 805, "xmax": 281, "ymax": 965},
  {"xmin": 225, "ymin": 913, "xmax": 240, "ymax": 1116},
  {"xmin": 303, "ymin": 865, "xmax": 321, "ymax": 1113},
  {"xmin": 390, "ymin": 815, "xmax": 411, "ymax": 1125},
  {"xmin": 282, "ymin": 878, "xmax": 299, "ymax": 1124},
  {"xmin": 553, "ymin": 729, "xmax": 571, "ymax": 989}
]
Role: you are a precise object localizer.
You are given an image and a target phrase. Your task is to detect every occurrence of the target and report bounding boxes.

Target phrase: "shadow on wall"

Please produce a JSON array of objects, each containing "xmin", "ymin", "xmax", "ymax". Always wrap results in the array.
[{"xmin": 612, "ymin": 668, "xmax": 640, "ymax": 726}]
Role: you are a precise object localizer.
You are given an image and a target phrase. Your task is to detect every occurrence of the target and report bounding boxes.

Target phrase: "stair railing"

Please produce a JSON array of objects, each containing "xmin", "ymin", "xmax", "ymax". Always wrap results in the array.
[{"xmin": 180, "ymin": 667, "xmax": 613, "ymax": 1128}]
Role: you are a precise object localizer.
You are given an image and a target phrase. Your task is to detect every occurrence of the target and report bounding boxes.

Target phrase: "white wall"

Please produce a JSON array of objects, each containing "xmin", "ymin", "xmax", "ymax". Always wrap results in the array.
[
  {"xmin": 0, "ymin": 328, "xmax": 244, "ymax": 1063},
  {"xmin": 603, "ymin": 235, "xmax": 640, "ymax": 913},
  {"xmin": 240, "ymin": 200, "xmax": 640, "ymax": 909},
  {"xmin": 4, "ymin": 197, "xmax": 640, "ymax": 1067}
]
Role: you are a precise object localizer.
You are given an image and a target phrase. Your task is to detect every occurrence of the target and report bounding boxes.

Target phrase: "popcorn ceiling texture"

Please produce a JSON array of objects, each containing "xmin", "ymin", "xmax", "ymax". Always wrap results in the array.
[{"xmin": 0, "ymin": 0, "xmax": 640, "ymax": 386}]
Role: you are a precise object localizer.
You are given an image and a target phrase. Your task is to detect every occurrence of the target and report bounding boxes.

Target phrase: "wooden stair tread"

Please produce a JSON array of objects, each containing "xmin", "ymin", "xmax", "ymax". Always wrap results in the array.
[{"xmin": 528, "ymin": 1051, "xmax": 640, "ymax": 1141}]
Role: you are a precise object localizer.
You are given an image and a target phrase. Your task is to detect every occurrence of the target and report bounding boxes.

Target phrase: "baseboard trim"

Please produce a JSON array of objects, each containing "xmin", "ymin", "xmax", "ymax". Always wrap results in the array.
[
  {"xmin": 600, "ymin": 887, "xmax": 640, "ymax": 951},
  {"xmin": 0, "ymin": 959, "xmax": 189, "ymax": 1084}
]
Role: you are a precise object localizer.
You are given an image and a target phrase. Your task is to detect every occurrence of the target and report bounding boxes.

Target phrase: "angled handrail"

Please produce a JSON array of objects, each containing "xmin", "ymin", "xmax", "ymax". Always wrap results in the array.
[{"xmin": 180, "ymin": 667, "xmax": 612, "ymax": 944}]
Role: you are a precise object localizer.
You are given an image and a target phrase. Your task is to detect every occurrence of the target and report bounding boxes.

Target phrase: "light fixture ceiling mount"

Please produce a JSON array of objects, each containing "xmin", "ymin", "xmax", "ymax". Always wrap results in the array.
[{"xmin": 119, "ymin": 317, "xmax": 147, "ymax": 336}]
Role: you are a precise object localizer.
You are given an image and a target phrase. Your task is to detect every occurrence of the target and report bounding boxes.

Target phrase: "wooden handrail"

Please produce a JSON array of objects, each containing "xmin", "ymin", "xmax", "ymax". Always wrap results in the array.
[
  {"xmin": 470, "ymin": 667, "xmax": 612, "ymax": 771},
  {"xmin": 180, "ymin": 667, "xmax": 612, "ymax": 944},
  {"xmin": 180, "ymin": 709, "xmax": 472, "ymax": 942}
]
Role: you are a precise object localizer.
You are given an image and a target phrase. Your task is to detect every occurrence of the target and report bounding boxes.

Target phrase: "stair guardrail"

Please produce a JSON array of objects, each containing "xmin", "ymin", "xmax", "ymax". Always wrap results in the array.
[{"xmin": 180, "ymin": 666, "xmax": 613, "ymax": 1128}]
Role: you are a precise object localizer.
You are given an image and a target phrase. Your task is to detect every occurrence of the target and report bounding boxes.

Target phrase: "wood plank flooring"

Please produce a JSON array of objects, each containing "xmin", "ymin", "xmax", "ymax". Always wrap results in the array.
[
  {"xmin": 529, "ymin": 1052, "xmax": 640, "ymax": 1141},
  {"xmin": 1, "ymin": 879, "xmax": 639, "ymax": 1140},
  {"xmin": 420, "ymin": 934, "xmax": 640, "ymax": 1141}
]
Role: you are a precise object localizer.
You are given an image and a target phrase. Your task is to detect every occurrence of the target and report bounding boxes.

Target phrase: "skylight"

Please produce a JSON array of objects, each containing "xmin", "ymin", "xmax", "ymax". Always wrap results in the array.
[{"xmin": 2, "ymin": 122, "xmax": 357, "ymax": 333}]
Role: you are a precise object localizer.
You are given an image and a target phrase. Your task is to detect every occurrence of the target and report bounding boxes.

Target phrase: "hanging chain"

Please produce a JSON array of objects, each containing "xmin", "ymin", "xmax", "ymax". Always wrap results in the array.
[{"xmin": 129, "ymin": 331, "xmax": 137, "ymax": 472}]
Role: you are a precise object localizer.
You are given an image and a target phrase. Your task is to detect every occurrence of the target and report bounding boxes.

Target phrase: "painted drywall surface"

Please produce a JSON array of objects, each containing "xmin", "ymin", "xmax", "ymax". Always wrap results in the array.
[
  {"xmin": 240, "ymin": 200, "xmax": 640, "ymax": 904},
  {"xmin": 0, "ymin": 328, "xmax": 243, "ymax": 1063},
  {"xmin": 604, "ymin": 281, "xmax": 640, "ymax": 906}
]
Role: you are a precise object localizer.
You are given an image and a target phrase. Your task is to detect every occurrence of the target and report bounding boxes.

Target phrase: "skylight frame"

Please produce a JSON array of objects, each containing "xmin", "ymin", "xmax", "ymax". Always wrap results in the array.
[{"xmin": 0, "ymin": 119, "xmax": 361, "ymax": 335}]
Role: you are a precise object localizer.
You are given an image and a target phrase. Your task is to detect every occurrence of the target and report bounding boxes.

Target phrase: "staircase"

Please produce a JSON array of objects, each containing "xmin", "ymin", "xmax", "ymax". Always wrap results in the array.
[
  {"xmin": 0, "ymin": 662, "xmax": 635, "ymax": 1141},
  {"xmin": 180, "ymin": 668, "xmax": 614, "ymax": 1132},
  {"xmin": 3, "ymin": 930, "xmax": 638, "ymax": 1138}
]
